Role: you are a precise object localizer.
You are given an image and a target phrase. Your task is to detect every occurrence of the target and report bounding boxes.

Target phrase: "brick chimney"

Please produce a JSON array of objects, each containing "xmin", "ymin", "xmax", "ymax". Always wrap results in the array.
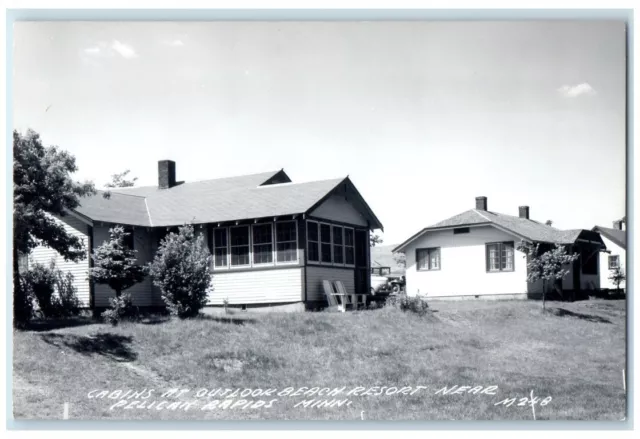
[
  {"xmin": 613, "ymin": 220, "xmax": 624, "ymax": 230},
  {"xmin": 519, "ymin": 206, "xmax": 530, "ymax": 220},
  {"xmin": 158, "ymin": 160, "xmax": 176, "ymax": 189},
  {"xmin": 475, "ymin": 196, "xmax": 487, "ymax": 211}
]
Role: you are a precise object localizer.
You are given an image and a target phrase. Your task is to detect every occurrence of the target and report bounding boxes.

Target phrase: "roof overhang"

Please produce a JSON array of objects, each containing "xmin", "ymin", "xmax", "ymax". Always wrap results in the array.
[
  {"xmin": 393, "ymin": 222, "xmax": 497, "ymax": 253},
  {"xmin": 63, "ymin": 208, "xmax": 94, "ymax": 227},
  {"xmin": 392, "ymin": 222, "xmax": 600, "ymax": 254}
]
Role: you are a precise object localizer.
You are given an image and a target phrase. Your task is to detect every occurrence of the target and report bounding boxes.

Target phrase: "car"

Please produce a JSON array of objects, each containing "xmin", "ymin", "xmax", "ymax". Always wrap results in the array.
[
  {"xmin": 370, "ymin": 266, "xmax": 391, "ymax": 295},
  {"xmin": 370, "ymin": 266, "xmax": 405, "ymax": 295}
]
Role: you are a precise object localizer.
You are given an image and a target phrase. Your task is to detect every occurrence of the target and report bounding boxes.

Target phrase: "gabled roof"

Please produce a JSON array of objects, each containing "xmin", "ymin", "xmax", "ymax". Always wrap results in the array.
[
  {"xmin": 394, "ymin": 208, "xmax": 596, "ymax": 252},
  {"xmin": 73, "ymin": 170, "xmax": 383, "ymax": 230},
  {"xmin": 592, "ymin": 225, "xmax": 626, "ymax": 249}
]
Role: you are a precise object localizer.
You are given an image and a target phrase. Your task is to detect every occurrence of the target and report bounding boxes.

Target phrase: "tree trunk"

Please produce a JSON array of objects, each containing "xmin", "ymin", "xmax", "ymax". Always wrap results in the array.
[
  {"xmin": 13, "ymin": 244, "xmax": 28, "ymax": 327},
  {"xmin": 542, "ymin": 279, "xmax": 546, "ymax": 311},
  {"xmin": 553, "ymin": 279, "xmax": 565, "ymax": 301}
]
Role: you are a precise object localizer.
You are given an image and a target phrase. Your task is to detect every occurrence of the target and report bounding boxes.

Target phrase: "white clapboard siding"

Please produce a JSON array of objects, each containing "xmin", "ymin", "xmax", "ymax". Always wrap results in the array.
[
  {"xmin": 403, "ymin": 225, "xmax": 529, "ymax": 298},
  {"xmin": 29, "ymin": 214, "xmax": 91, "ymax": 307},
  {"xmin": 310, "ymin": 194, "xmax": 368, "ymax": 226},
  {"xmin": 93, "ymin": 225, "xmax": 159, "ymax": 307},
  {"xmin": 208, "ymin": 268, "xmax": 303, "ymax": 305},
  {"xmin": 305, "ymin": 266, "xmax": 355, "ymax": 302}
]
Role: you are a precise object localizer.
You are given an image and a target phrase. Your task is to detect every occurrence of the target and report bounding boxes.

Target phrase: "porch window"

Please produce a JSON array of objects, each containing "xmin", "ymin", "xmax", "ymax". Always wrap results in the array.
[
  {"xmin": 581, "ymin": 247, "xmax": 598, "ymax": 274},
  {"xmin": 320, "ymin": 223, "xmax": 332, "ymax": 263},
  {"xmin": 276, "ymin": 221, "xmax": 297, "ymax": 263},
  {"xmin": 213, "ymin": 228, "xmax": 228, "ymax": 267},
  {"xmin": 608, "ymin": 255, "xmax": 620, "ymax": 269},
  {"xmin": 122, "ymin": 226, "xmax": 135, "ymax": 250},
  {"xmin": 307, "ymin": 221, "xmax": 319, "ymax": 262},
  {"xmin": 417, "ymin": 248, "xmax": 440, "ymax": 271},
  {"xmin": 230, "ymin": 226, "xmax": 250, "ymax": 266},
  {"xmin": 252, "ymin": 223, "xmax": 273, "ymax": 265},
  {"xmin": 332, "ymin": 226, "xmax": 344, "ymax": 264},
  {"xmin": 486, "ymin": 242, "xmax": 514, "ymax": 272},
  {"xmin": 344, "ymin": 227, "xmax": 355, "ymax": 266}
]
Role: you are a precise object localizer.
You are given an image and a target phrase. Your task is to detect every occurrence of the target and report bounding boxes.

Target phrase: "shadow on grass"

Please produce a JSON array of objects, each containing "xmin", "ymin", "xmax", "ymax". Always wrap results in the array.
[
  {"xmin": 547, "ymin": 307, "xmax": 612, "ymax": 324},
  {"xmin": 196, "ymin": 314, "xmax": 257, "ymax": 325},
  {"xmin": 20, "ymin": 317, "xmax": 100, "ymax": 332},
  {"xmin": 40, "ymin": 333, "xmax": 137, "ymax": 362},
  {"xmin": 138, "ymin": 316, "xmax": 172, "ymax": 325}
]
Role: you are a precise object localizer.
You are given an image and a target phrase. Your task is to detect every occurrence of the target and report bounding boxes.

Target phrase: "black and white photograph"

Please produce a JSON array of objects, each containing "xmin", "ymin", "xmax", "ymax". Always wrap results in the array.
[{"xmin": 8, "ymin": 12, "xmax": 629, "ymax": 424}]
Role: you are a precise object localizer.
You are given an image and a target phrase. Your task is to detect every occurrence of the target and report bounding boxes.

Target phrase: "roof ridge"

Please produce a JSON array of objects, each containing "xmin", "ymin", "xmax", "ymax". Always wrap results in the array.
[
  {"xmin": 97, "ymin": 189, "xmax": 147, "ymax": 199},
  {"xmin": 144, "ymin": 198, "xmax": 154, "ymax": 227},
  {"xmin": 108, "ymin": 170, "xmax": 284, "ymax": 193},
  {"xmin": 472, "ymin": 208, "xmax": 493, "ymax": 222},
  {"xmin": 254, "ymin": 176, "xmax": 346, "ymax": 189}
]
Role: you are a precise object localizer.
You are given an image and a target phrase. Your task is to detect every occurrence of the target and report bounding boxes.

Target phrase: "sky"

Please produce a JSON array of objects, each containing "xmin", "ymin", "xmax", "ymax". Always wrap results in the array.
[{"xmin": 12, "ymin": 21, "xmax": 626, "ymax": 244}]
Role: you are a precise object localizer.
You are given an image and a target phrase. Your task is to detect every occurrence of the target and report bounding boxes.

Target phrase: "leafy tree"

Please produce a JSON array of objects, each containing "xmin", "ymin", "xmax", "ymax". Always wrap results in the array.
[
  {"xmin": 148, "ymin": 225, "xmax": 212, "ymax": 318},
  {"xmin": 13, "ymin": 129, "xmax": 96, "ymax": 325},
  {"xmin": 517, "ymin": 241, "xmax": 580, "ymax": 310},
  {"xmin": 608, "ymin": 266, "xmax": 625, "ymax": 294},
  {"xmin": 545, "ymin": 220, "xmax": 553, "ymax": 226},
  {"xmin": 89, "ymin": 226, "xmax": 147, "ymax": 298},
  {"xmin": 105, "ymin": 169, "xmax": 138, "ymax": 188},
  {"xmin": 370, "ymin": 234, "xmax": 383, "ymax": 247},
  {"xmin": 393, "ymin": 252, "xmax": 406, "ymax": 269}
]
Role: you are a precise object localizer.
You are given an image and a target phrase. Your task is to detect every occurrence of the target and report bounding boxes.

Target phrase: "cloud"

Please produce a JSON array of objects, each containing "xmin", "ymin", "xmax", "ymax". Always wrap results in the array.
[
  {"xmin": 557, "ymin": 83, "xmax": 596, "ymax": 98},
  {"xmin": 82, "ymin": 40, "xmax": 138, "ymax": 59},
  {"xmin": 168, "ymin": 39, "xmax": 184, "ymax": 47},
  {"xmin": 83, "ymin": 46, "xmax": 102, "ymax": 55},
  {"xmin": 110, "ymin": 40, "xmax": 138, "ymax": 58}
]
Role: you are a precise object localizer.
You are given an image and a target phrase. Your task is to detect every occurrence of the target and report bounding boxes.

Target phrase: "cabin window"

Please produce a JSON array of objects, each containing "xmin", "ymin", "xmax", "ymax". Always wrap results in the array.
[
  {"xmin": 486, "ymin": 242, "xmax": 514, "ymax": 272},
  {"xmin": 213, "ymin": 228, "xmax": 228, "ymax": 268},
  {"xmin": 581, "ymin": 248, "xmax": 598, "ymax": 275},
  {"xmin": 320, "ymin": 223, "xmax": 332, "ymax": 263},
  {"xmin": 307, "ymin": 221, "xmax": 319, "ymax": 262},
  {"xmin": 453, "ymin": 227, "xmax": 470, "ymax": 234},
  {"xmin": 416, "ymin": 248, "xmax": 440, "ymax": 271},
  {"xmin": 276, "ymin": 221, "xmax": 297, "ymax": 263},
  {"xmin": 332, "ymin": 226, "xmax": 344, "ymax": 264},
  {"xmin": 252, "ymin": 223, "xmax": 273, "ymax": 265},
  {"xmin": 344, "ymin": 227, "xmax": 355, "ymax": 266},
  {"xmin": 230, "ymin": 226, "xmax": 250, "ymax": 266},
  {"xmin": 608, "ymin": 255, "xmax": 620, "ymax": 269}
]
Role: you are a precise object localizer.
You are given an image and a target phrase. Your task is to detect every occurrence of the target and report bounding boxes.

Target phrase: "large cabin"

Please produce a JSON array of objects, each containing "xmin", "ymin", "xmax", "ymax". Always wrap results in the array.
[{"xmin": 29, "ymin": 161, "xmax": 384, "ymax": 311}]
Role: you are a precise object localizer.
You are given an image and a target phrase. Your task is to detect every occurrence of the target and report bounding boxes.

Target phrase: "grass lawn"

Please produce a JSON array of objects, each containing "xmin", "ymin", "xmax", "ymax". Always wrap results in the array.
[{"xmin": 12, "ymin": 299, "xmax": 626, "ymax": 421}]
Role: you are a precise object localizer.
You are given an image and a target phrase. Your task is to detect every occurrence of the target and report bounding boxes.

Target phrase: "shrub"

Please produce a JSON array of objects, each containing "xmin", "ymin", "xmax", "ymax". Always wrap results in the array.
[
  {"xmin": 15, "ymin": 275, "xmax": 36, "ymax": 326},
  {"xmin": 102, "ymin": 292, "xmax": 138, "ymax": 326},
  {"xmin": 148, "ymin": 224, "xmax": 213, "ymax": 318},
  {"xmin": 89, "ymin": 226, "xmax": 147, "ymax": 298},
  {"xmin": 608, "ymin": 266, "xmax": 625, "ymax": 293},
  {"xmin": 23, "ymin": 261, "xmax": 58, "ymax": 318},
  {"xmin": 21, "ymin": 260, "xmax": 83, "ymax": 319},
  {"xmin": 385, "ymin": 292, "xmax": 430, "ymax": 316},
  {"xmin": 53, "ymin": 270, "xmax": 81, "ymax": 318}
]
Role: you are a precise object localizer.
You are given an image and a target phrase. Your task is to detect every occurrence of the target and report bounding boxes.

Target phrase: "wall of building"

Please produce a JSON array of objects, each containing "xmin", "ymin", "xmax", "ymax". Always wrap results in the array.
[
  {"xmin": 29, "ymin": 214, "xmax": 92, "ymax": 307},
  {"xmin": 403, "ymin": 225, "xmax": 529, "ymax": 298},
  {"xmin": 207, "ymin": 267, "xmax": 304, "ymax": 305},
  {"xmin": 305, "ymin": 266, "xmax": 356, "ymax": 302},
  {"xmin": 599, "ymin": 235, "xmax": 625, "ymax": 290}
]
